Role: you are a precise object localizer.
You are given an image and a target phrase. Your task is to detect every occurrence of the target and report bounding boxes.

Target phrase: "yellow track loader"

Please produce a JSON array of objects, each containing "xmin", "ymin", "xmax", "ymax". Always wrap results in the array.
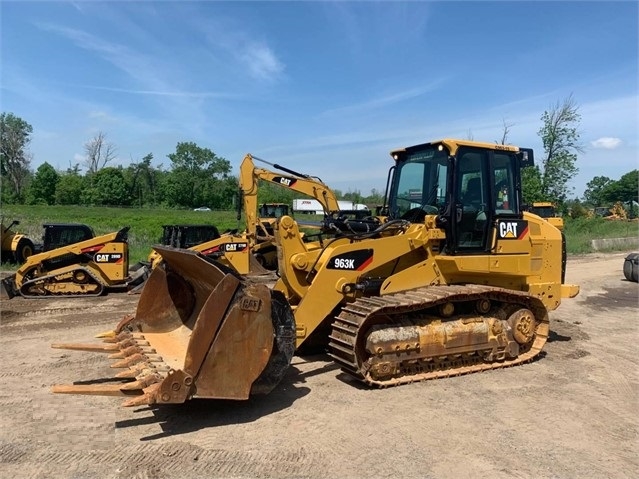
[
  {"xmin": 1, "ymin": 227, "xmax": 145, "ymax": 299},
  {"xmin": 526, "ymin": 202, "xmax": 564, "ymax": 230},
  {"xmin": 53, "ymin": 139, "xmax": 579, "ymax": 407}
]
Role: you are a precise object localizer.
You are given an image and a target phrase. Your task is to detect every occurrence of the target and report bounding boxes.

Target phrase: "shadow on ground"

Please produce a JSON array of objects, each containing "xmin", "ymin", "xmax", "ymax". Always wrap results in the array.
[{"xmin": 116, "ymin": 357, "xmax": 341, "ymax": 441}]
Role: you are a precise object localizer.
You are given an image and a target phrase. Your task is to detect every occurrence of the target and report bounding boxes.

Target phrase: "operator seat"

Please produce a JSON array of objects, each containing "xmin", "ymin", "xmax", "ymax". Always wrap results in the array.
[
  {"xmin": 460, "ymin": 177, "xmax": 486, "ymax": 246},
  {"xmin": 463, "ymin": 177, "xmax": 483, "ymax": 210}
]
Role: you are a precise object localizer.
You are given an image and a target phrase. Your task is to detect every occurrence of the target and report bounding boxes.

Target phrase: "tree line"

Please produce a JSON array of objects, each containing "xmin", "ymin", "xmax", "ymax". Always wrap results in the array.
[
  {"xmin": 1, "ymin": 97, "xmax": 636, "ymax": 212},
  {"xmin": 1, "ymin": 114, "xmax": 237, "ymax": 209}
]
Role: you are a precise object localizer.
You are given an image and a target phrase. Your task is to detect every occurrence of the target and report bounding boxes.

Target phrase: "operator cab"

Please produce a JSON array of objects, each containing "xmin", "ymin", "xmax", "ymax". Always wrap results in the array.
[
  {"xmin": 386, "ymin": 139, "xmax": 532, "ymax": 254},
  {"xmin": 259, "ymin": 203, "xmax": 290, "ymax": 218}
]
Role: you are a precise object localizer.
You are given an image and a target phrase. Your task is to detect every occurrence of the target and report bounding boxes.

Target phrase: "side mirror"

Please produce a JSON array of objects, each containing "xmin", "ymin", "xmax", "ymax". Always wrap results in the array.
[{"xmin": 518, "ymin": 149, "xmax": 534, "ymax": 168}]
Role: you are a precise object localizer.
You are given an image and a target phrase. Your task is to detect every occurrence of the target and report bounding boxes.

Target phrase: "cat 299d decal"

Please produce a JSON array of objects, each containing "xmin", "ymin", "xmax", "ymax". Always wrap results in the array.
[
  {"xmin": 327, "ymin": 249, "xmax": 374, "ymax": 271},
  {"xmin": 497, "ymin": 220, "xmax": 528, "ymax": 240},
  {"xmin": 94, "ymin": 253, "xmax": 124, "ymax": 264}
]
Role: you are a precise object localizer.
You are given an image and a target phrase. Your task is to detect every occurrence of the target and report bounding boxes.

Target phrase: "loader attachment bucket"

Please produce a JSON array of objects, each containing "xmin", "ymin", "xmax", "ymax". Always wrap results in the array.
[
  {"xmin": 52, "ymin": 246, "xmax": 295, "ymax": 406},
  {"xmin": 0, "ymin": 274, "xmax": 17, "ymax": 300}
]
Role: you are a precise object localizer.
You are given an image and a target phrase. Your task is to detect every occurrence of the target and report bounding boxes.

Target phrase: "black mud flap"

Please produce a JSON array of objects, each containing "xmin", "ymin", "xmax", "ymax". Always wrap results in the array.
[
  {"xmin": 126, "ymin": 263, "xmax": 151, "ymax": 293},
  {"xmin": 1, "ymin": 275, "xmax": 18, "ymax": 300}
]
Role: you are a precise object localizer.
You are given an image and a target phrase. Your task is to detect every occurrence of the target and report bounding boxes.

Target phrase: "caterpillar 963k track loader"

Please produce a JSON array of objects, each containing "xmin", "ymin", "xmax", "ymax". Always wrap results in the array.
[
  {"xmin": 1, "ymin": 227, "xmax": 144, "ymax": 299},
  {"xmin": 52, "ymin": 139, "xmax": 579, "ymax": 407}
]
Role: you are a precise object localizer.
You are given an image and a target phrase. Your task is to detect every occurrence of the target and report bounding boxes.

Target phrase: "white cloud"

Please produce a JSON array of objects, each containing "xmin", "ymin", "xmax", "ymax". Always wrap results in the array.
[
  {"xmin": 320, "ymin": 80, "xmax": 445, "ymax": 117},
  {"xmin": 88, "ymin": 110, "xmax": 116, "ymax": 121},
  {"xmin": 591, "ymin": 137, "xmax": 623, "ymax": 149},
  {"xmin": 239, "ymin": 42, "xmax": 284, "ymax": 82},
  {"xmin": 76, "ymin": 84, "xmax": 235, "ymax": 99}
]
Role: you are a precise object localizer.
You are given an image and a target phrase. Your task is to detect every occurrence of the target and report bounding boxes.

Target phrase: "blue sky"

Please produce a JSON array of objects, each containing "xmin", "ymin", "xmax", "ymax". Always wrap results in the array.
[{"xmin": 1, "ymin": 1, "xmax": 637, "ymax": 198}]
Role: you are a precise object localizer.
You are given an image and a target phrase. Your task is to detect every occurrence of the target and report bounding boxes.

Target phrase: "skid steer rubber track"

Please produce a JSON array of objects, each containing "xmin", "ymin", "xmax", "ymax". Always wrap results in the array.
[
  {"xmin": 328, "ymin": 284, "xmax": 549, "ymax": 387},
  {"xmin": 18, "ymin": 266, "xmax": 106, "ymax": 298},
  {"xmin": 52, "ymin": 247, "xmax": 295, "ymax": 406}
]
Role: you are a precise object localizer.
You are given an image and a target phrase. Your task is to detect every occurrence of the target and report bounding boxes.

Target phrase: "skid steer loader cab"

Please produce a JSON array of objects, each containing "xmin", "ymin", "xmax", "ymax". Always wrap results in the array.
[
  {"xmin": 42, "ymin": 224, "xmax": 95, "ymax": 252},
  {"xmin": 387, "ymin": 140, "xmax": 531, "ymax": 255}
]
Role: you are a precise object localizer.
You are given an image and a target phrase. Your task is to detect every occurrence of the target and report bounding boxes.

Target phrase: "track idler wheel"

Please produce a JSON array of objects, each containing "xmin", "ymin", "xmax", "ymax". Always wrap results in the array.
[{"xmin": 508, "ymin": 308, "xmax": 536, "ymax": 345}]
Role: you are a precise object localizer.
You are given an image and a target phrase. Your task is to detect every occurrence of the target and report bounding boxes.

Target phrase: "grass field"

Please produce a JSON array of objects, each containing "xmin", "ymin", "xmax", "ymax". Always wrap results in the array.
[
  {"xmin": 1, "ymin": 205, "xmax": 637, "ymax": 267},
  {"xmin": 563, "ymin": 216, "xmax": 638, "ymax": 254},
  {"xmin": 1, "ymin": 205, "xmax": 245, "ymax": 266}
]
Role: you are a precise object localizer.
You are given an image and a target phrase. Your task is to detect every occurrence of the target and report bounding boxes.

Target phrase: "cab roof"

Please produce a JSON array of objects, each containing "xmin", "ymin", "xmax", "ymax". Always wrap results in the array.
[{"xmin": 390, "ymin": 138, "xmax": 520, "ymax": 159}]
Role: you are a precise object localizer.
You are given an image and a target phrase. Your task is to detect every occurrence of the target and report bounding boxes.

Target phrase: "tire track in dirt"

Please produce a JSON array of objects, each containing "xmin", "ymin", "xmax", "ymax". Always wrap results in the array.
[
  {"xmin": 0, "ymin": 442, "xmax": 29, "ymax": 464},
  {"xmin": 0, "ymin": 351, "xmax": 108, "ymax": 379},
  {"xmin": 8, "ymin": 442, "xmax": 323, "ymax": 479},
  {"xmin": 1, "ymin": 296, "xmax": 139, "ymax": 333}
]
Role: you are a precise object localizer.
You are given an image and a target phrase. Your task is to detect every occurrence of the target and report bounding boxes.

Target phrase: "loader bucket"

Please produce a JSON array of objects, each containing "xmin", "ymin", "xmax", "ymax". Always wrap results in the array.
[{"xmin": 52, "ymin": 246, "xmax": 295, "ymax": 406}]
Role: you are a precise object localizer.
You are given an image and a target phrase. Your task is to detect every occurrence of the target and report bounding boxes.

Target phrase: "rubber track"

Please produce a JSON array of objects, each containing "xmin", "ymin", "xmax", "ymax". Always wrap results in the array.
[
  {"xmin": 328, "ymin": 284, "xmax": 549, "ymax": 387},
  {"xmin": 19, "ymin": 266, "xmax": 105, "ymax": 298}
]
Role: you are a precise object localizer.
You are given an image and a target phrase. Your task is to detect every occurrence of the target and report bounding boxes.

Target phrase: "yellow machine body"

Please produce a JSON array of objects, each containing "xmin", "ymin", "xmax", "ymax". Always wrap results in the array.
[
  {"xmin": 0, "ymin": 219, "xmax": 35, "ymax": 264},
  {"xmin": 53, "ymin": 139, "xmax": 579, "ymax": 407},
  {"xmin": 145, "ymin": 154, "xmax": 342, "ymax": 276},
  {"xmin": 2, "ymin": 227, "xmax": 131, "ymax": 299},
  {"xmin": 527, "ymin": 202, "xmax": 564, "ymax": 230}
]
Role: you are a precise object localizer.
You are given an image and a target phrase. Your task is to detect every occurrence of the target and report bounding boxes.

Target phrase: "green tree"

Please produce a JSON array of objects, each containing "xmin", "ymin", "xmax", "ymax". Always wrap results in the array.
[
  {"xmin": 0, "ymin": 112, "xmax": 33, "ymax": 203},
  {"xmin": 208, "ymin": 175, "xmax": 240, "ymax": 210},
  {"xmin": 163, "ymin": 142, "xmax": 232, "ymax": 208},
  {"xmin": 257, "ymin": 180, "xmax": 294, "ymax": 205},
  {"xmin": 566, "ymin": 198, "xmax": 589, "ymax": 219},
  {"xmin": 601, "ymin": 170, "xmax": 639, "ymax": 204},
  {"xmin": 364, "ymin": 188, "xmax": 384, "ymax": 207},
  {"xmin": 55, "ymin": 165, "xmax": 86, "ymax": 205},
  {"xmin": 537, "ymin": 94, "xmax": 582, "ymax": 203},
  {"xmin": 521, "ymin": 165, "xmax": 545, "ymax": 204},
  {"xmin": 126, "ymin": 153, "xmax": 161, "ymax": 207},
  {"xmin": 343, "ymin": 189, "xmax": 363, "ymax": 203},
  {"xmin": 583, "ymin": 175, "xmax": 613, "ymax": 206},
  {"xmin": 84, "ymin": 167, "xmax": 130, "ymax": 206},
  {"xmin": 27, "ymin": 162, "xmax": 60, "ymax": 205}
]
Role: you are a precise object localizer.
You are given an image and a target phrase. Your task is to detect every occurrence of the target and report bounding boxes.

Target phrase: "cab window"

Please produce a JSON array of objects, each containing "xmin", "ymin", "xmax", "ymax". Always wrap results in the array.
[{"xmin": 493, "ymin": 153, "xmax": 517, "ymax": 214}]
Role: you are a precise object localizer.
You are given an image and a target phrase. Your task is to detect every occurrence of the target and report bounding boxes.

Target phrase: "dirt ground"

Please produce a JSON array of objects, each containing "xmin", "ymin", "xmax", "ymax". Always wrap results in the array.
[{"xmin": 0, "ymin": 251, "xmax": 637, "ymax": 479}]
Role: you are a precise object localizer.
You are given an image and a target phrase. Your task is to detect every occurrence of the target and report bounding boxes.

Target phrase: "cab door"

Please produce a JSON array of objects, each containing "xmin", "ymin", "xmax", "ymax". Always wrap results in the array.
[
  {"xmin": 451, "ymin": 147, "xmax": 492, "ymax": 253},
  {"xmin": 450, "ymin": 147, "xmax": 522, "ymax": 254}
]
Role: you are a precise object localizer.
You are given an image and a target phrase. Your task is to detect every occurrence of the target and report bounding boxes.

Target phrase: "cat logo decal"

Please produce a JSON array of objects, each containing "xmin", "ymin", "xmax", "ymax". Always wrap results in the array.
[{"xmin": 497, "ymin": 220, "xmax": 528, "ymax": 240}]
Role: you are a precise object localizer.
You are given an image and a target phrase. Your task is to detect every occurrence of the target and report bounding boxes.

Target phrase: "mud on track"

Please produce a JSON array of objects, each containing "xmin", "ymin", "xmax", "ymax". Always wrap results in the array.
[{"xmin": 0, "ymin": 252, "xmax": 637, "ymax": 479}]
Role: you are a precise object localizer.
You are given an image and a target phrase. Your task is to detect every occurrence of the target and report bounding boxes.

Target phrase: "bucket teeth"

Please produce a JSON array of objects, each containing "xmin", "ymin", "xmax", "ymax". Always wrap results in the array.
[
  {"xmin": 51, "ymin": 342, "xmax": 120, "ymax": 353},
  {"xmin": 121, "ymin": 383, "xmax": 161, "ymax": 407},
  {"xmin": 95, "ymin": 329, "xmax": 117, "ymax": 339},
  {"xmin": 114, "ymin": 369, "xmax": 143, "ymax": 379},
  {"xmin": 101, "ymin": 331, "xmax": 133, "ymax": 343},
  {"xmin": 121, "ymin": 394, "xmax": 151, "ymax": 408},
  {"xmin": 100, "ymin": 331, "xmax": 144, "ymax": 343},
  {"xmin": 51, "ymin": 383, "xmax": 144, "ymax": 397},
  {"xmin": 114, "ymin": 364, "xmax": 170, "ymax": 379},
  {"xmin": 122, "ymin": 339, "xmax": 149, "ymax": 348},
  {"xmin": 107, "ymin": 345, "xmax": 156, "ymax": 359},
  {"xmin": 119, "ymin": 374, "xmax": 162, "ymax": 391},
  {"xmin": 110, "ymin": 353, "xmax": 147, "ymax": 368},
  {"xmin": 116, "ymin": 338, "xmax": 137, "ymax": 349},
  {"xmin": 110, "ymin": 352, "xmax": 164, "ymax": 368}
]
